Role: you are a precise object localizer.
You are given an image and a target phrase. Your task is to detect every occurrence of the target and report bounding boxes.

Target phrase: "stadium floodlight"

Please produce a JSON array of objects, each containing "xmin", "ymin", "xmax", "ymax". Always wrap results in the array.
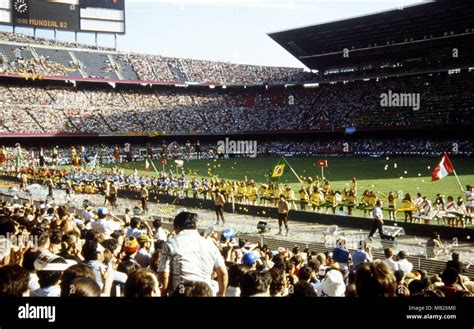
[{"xmin": 303, "ymin": 83, "xmax": 319, "ymax": 88}]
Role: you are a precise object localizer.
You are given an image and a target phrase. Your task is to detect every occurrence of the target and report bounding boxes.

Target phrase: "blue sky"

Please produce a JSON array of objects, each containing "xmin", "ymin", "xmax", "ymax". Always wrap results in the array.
[{"xmin": 1, "ymin": 0, "xmax": 426, "ymax": 67}]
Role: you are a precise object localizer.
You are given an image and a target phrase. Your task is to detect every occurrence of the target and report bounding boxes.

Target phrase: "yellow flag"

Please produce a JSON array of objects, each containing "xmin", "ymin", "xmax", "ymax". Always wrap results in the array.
[{"xmin": 272, "ymin": 164, "xmax": 285, "ymax": 178}]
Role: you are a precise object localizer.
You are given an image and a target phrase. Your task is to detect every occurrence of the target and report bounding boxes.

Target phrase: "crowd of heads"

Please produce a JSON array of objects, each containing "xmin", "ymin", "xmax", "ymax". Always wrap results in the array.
[
  {"xmin": 0, "ymin": 202, "xmax": 472, "ymax": 298},
  {"xmin": 0, "ymin": 138, "xmax": 473, "ymax": 171},
  {"xmin": 0, "ymin": 32, "xmax": 114, "ymax": 51},
  {"xmin": 0, "ymin": 68, "xmax": 472, "ymax": 135},
  {"xmin": 0, "ymin": 32, "xmax": 305, "ymax": 84}
]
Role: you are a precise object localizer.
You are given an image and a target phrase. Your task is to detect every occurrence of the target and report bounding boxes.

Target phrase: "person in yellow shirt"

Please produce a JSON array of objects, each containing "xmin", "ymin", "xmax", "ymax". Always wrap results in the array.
[
  {"xmin": 346, "ymin": 190, "xmax": 357, "ymax": 215},
  {"xmin": 299, "ymin": 186, "xmax": 309, "ymax": 211},
  {"xmin": 284, "ymin": 185, "xmax": 297, "ymax": 210},
  {"xmin": 401, "ymin": 193, "xmax": 415, "ymax": 223},
  {"xmin": 258, "ymin": 184, "xmax": 268, "ymax": 206},
  {"xmin": 274, "ymin": 184, "xmax": 283, "ymax": 205},
  {"xmin": 324, "ymin": 190, "xmax": 335, "ymax": 214},
  {"xmin": 366, "ymin": 191, "xmax": 377, "ymax": 218},
  {"xmin": 247, "ymin": 182, "xmax": 258, "ymax": 205},
  {"xmin": 306, "ymin": 178, "xmax": 314, "ymax": 192},
  {"xmin": 210, "ymin": 180, "xmax": 218, "ymax": 201},
  {"xmin": 350, "ymin": 177, "xmax": 357, "ymax": 196},
  {"xmin": 388, "ymin": 191, "xmax": 397, "ymax": 220},
  {"xmin": 310, "ymin": 187, "xmax": 324, "ymax": 212},
  {"xmin": 368, "ymin": 192, "xmax": 377, "ymax": 207},
  {"xmin": 237, "ymin": 181, "xmax": 246, "ymax": 204},
  {"xmin": 266, "ymin": 183, "xmax": 274, "ymax": 204},
  {"xmin": 322, "ymin": 179, "xmax": 331, "ymax": 195},
  {"xmin": 360, "ymin": 190, "xmax": 370, "ymax": 217},
  {"xmin": 313, "ymin": 176, "xmax": 320, "ymax": 189}
]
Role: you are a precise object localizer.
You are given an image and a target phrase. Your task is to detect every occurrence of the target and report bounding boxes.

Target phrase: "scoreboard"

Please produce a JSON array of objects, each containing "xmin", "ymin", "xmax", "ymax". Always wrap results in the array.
[
  {"xmin": 2, "ymin": 0, "xmax": 125, "ymax": 34},
  {"xmin": 12, "ymin": 0, "xmax": 80, "ymax": 31}
]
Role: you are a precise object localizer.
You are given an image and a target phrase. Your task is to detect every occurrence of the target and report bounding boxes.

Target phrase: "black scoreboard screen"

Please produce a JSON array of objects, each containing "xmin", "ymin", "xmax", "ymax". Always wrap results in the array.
[
  {"xmin": 7, "ymin": 0, "xmax": 125, "ymax": 34},
  {"xmin": 12, "ymin": 0, "xmax": 80, "ymax": 31}
]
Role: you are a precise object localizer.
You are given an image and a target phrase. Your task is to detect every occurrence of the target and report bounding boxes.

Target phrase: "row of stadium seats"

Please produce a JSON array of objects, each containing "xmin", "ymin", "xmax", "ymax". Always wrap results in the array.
[
  {"xmin": 2, "ymin": 32, "xmax": 474, "ymax": 85},
  {"xmin": 0, "ymin": 32, "xmax": 305, "ymax": 84}
]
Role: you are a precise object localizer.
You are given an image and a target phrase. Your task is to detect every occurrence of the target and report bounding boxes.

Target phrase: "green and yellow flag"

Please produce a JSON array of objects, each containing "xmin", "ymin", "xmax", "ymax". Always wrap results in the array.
[{"xmin": 271, "ymin": 164, "xmax": 285, "ymax": 178}]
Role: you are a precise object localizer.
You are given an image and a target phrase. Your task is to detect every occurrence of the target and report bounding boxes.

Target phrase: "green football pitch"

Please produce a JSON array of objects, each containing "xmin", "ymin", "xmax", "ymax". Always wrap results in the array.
[{"xmin": 79, "ymin": 155, "xmax": 474, "ymax": 202}]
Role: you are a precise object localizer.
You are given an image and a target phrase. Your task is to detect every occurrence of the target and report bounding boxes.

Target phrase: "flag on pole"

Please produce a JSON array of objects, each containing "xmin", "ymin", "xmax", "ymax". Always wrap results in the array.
[
  {"xmin": 271, "ymin": 164, "xmax": 285, "ymax": 178},
  {"xmin": 432, "ymin": 153, "xmax": 454, "ymax": 181},
  {"xmin": 145, "ymin": 158, "xmax": 150, "ymax": 172}
]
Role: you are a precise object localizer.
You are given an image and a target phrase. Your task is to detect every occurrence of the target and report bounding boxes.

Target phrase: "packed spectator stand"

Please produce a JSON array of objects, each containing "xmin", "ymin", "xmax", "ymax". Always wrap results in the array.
[
  {"xmin": 0, "ymin": 32, "xmax": 305, "ymax": 84},
  {"xmin": 0, "ymin": 69, "xmax": 473, "ymax": 135}
]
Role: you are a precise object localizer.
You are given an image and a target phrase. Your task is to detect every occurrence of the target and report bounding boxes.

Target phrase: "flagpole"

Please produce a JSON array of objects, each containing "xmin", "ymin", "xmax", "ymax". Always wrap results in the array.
[
  {"xmin": 453, "ymin": 170, "xmax": 464, "ymax": 192},
  {"xmin": 282, "ymin": 157, "xmax": 303, "ymax": 184},
  {"xmin": 445, "ymin": 152, "xmax": 464, "ymax": 193},
  {"xmin": 148, "ymin": 157, "xmax": 160, "ymax": 176}
]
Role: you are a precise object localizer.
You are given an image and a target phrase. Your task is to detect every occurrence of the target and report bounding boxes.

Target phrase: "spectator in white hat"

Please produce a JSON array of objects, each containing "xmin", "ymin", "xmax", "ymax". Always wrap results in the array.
[
  {"xmin": 320, "ymin": 269, "xmax": 346, "ymax": 297},
  {"xmin": 31, "ymin": 253, "xmax": 76, "ymax": 297}
]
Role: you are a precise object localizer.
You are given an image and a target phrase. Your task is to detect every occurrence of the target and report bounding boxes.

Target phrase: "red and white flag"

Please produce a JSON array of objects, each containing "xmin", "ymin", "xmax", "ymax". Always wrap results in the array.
[
  {"xmin": 145, "ymin": 158, "xmax": 150, "ymax": 172},
  {"xmin": 431, "ymin": 153, "xmax": 454, "ymax": 181}
]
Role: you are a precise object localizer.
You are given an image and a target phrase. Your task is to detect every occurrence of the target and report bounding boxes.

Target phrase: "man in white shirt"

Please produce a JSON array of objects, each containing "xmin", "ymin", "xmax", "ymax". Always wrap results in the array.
[
  {"xmin": 158, "ymin": 212, "xmax": 228, "ymax": 296},
  {"xmin": 153, "ymin": 219, "xmax": 168, "ymax": 241},
  {"xmin": 368, "ymin": 200, "xmax": 385, "ymax": 241},
  {"xmin": 396, "ymin": 250, "xmax": 413, "ymax": 274},
  {"xmin": 383, "ymin": 247, "xmax": 400, "ymax": 272},
  {"xmin": 465, "ymin": 185, "xmax": 474, "ymax": 215},
  {"xmin": 90, "ymin": 207, "xmax": 124, "ymax": 237}
]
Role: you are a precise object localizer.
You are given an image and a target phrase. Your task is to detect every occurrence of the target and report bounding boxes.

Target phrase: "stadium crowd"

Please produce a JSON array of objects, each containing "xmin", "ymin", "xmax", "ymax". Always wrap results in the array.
[
  {"xmin": 0, "ymin": 32, "xmax": 114, "ymax": 51},
  {"xmin": 0, "ymin": 205, "xmax": 472, "ymax": 297},
  {"xmin": 2, "ymin": 32, "xmax": 473, "ymax": 86},
  {"xmin": 0, "ymin": 138, "xmax": 472, "ymax": 166},
  {"xmin": 0, "ymin": 32, "xmax": 305, "ymax": 84},
  {"xmin": 0, "ymin": 69, "xmax": 473, "ymax": 134}
]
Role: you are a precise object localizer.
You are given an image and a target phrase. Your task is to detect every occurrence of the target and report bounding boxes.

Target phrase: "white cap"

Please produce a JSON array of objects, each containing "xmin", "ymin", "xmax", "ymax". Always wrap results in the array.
[
  {"xmin": 321, "ymin": 270, "xmax": 346, "ymax": 297},
  {"xmin": 34, "ymin": 253, "xmax": 76, "ymax": 271}
]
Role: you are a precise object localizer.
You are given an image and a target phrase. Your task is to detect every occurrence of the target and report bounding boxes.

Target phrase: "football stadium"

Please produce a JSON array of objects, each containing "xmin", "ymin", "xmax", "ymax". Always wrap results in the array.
[{"xmin": 0, "ymin": 0, "xmax": 474, "ymax": 307}]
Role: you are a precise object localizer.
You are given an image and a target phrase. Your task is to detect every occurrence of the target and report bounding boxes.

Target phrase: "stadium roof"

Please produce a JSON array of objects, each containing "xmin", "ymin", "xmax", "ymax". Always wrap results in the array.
[{"xmin": 268, "ymin": 0, "xmax": 474, "ymax": 71}]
